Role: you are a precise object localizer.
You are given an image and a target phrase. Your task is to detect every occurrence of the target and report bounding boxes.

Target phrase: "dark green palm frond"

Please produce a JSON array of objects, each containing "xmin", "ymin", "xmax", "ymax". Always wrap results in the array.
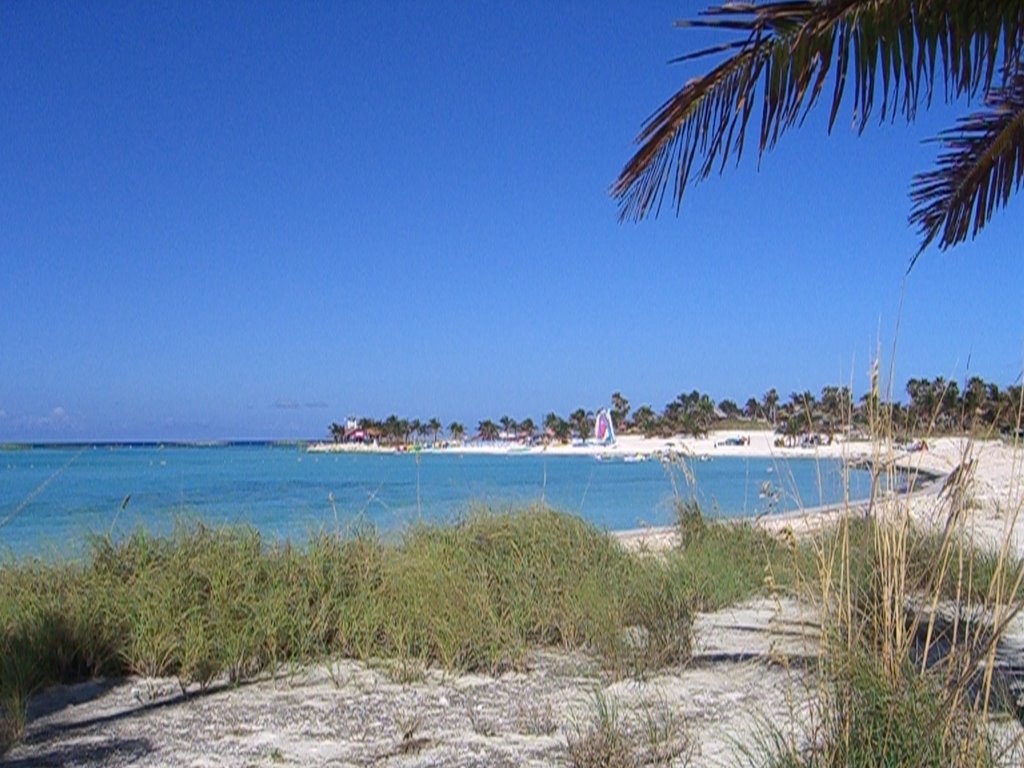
[
  {"xmin": 613, "ymin": 0, "xmax": 1024, "ymax": 222},
  {"xmin": 909, "ymin": 65, "xmax": 1024, "ymax": 266},
  {"xmin": 611, "ymin": 43, "xmax": 769, "ymax": 220}
]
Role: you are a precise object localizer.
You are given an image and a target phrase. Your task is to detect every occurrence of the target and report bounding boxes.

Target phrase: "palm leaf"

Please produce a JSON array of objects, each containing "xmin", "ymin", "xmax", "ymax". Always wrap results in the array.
[
  {"xmin": 613, "ymin": 0, "xmax": 1024, "ymax": 223},
  {"xmin": 909, "ymin": 65, "xmax": 1024, "ymax": 266}
]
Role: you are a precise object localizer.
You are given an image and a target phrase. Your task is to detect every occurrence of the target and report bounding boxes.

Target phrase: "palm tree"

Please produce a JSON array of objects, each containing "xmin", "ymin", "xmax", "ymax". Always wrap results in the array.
[
  {"xmin": 744, "ymin": 397, "xmax": 761, "ymax": 420},
  {"xmin": 383, "ymin": 414, "xmax": 403, "ymax": 446},
  {"xmin": 790, "ymin": 390, "xmax": 817, "ymax": 435},
  {"xmin": 519, "ymin": 417, "xmax": 536, "ymax": 441},
  {"xmin": 540, "ymin": 412, "xmax": 570, "ymax": 444},
  {"xmin": 905, "ymin": 378, "xmax": 932, "ymax": 429},
  {"xmin": 631, "ymin": 404, "xmax": 657, "ymax": 436},
  {"xmin": 611, "ymin": 391, "xmax": 631, "ymax": 430},
  {"xmin": 762, "ymin": 389, "xmax": 780, "ymax": 427},
  {"xmin": 781, "ymin": 413, "xmax": 804, "ymax": 447},
  {"xmin": 983, "ymin": 382, "xmax": 1009, "ymax": 427},
  {"xmin": 962, "ymin": 376, "xmax": 988, "ymax": 428},
  {"xmin": 663, "ymin": 390, "xmax": 715, "ymax": 437},
  {"xmin": 857, "ymin": 391, "xmax": 882, "ymax": 432},
  {"xmin": 328, "ymin": 422, "xmax": 345, "ymax": 443},
  {"xmin": 568, "ymin": 408, "xmax": 593, "ymax": 440},
  {"xmin": 543, "ymin": 411, "xmax": 560, "ymax": 439},
  {"xmin": 1001, "ymin": 385, "xmax": 1023, "ymax": 432},
  {"xmin": 689, "ymin": 393, "xmax": 716, "ymax": 437},
  {"xmin": 427, "ymin": 417, "xmax": 442, "ymax": 445},
  {"xmin": 718, "ymin": 399, "xmax": 742, "ymax": 419},
  {"xmin": 499, "ymin": 415, "xmax": 518, "ymax": 439},
  {"xmin": 358, "ymin": 416, "xmax": 381, "ymax": 436},
  {"xmin": 478, "ymin": 420, "xmax": 500, "ymax": 442},
  {"xmin": 937, "ymin": 377, "xmax": 960, "ymax": 432},
  {"xmin": 820, "ymin": 385, "xmax": 853, "ymax": 440},
  {"xmin": 448, "ymin": 421, "xmax": 465, "ymax": 443},
  {"xmin": 613, "ymin": 3, "xmax": 1024, "ymax": 266}
]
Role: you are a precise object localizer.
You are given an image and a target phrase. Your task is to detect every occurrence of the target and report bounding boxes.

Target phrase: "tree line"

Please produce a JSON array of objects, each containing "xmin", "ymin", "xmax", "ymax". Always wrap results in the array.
[{"xmin": 328, "ymin": 376, "xmax": 1022, "ymax": 445}]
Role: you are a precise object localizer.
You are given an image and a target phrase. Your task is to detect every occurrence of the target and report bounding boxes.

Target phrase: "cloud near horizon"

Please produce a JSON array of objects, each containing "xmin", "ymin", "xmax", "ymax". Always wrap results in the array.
[
  {"xmin": 273, "ymin": 399, "xmax": 329, "ymax": 410},
  {"xmin": 37, "ymin": 406, "xmax": 71, "ymax": 430}
]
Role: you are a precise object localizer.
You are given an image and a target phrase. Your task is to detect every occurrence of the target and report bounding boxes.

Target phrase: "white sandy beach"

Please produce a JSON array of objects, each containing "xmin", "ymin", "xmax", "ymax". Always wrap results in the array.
[
  {"xmin": 596, "ymin": 431, "xmax": 1024, "ymax": 555},
  {"xmin": 307, "ymin": 429, "xmax": 868, "ymax": 459}
]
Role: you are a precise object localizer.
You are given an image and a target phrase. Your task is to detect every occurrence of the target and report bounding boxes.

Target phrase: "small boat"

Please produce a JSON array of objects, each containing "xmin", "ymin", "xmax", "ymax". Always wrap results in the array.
[{"xmin": 594, "ymin": 408, "xmax": 616, "ymax": 446}]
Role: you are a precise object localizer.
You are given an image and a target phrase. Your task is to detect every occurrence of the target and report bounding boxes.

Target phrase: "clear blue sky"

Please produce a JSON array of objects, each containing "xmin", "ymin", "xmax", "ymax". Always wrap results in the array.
[{"xmin": 2, "ymin": 1, "xmax": 1022, "ymax": 441}]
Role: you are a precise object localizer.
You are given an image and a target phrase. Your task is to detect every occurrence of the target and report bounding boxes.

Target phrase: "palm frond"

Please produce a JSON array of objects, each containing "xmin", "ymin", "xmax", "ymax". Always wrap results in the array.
[
  {"xmin": 613, "ymin": 0, "xmax": 1024, "ymax": 222},
  {"xmin": 909, "ymin": 65, "xmax": 1024, "ymax": 266}
]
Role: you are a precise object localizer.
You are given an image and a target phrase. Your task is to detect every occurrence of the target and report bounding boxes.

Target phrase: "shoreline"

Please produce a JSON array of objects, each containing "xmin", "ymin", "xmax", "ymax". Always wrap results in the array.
[
  {"xmin": 616, "ymin": 466, "xmax": 950, "ymax": 551},
  {"xmin": 279, "ymin": 431, "xmax": 979, "ymax": 549},
  {"xmin": 307, "ymin": 429, "xmax": 876, "ymax": 460},
  {"xmin": 615, "ymin": 435, "xmax": 1024, "ymax": 552}
]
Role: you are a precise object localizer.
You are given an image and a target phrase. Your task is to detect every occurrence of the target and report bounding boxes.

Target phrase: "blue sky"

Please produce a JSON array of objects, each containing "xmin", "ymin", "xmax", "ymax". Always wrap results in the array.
[{"xmin": 2, "ymin": 1, "xmax": 1022, "ymax": 441}]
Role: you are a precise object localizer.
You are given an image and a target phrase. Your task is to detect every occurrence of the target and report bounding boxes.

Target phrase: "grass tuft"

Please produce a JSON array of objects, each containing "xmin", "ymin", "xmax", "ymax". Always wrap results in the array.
[{"xmin": 566, "ymin": 691, "xmax": 691, "ymax": 767}]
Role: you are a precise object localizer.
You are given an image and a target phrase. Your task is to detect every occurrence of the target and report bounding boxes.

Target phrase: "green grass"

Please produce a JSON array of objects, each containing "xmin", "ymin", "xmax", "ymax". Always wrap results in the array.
[
  {"xmin": 668, "ymin": 500, "xmax": 1021, "ymax": 767},
  {"xmin": 0, "ymin": 507, "xmax": 697, "ymax": 752},
  {"xmin": 669, "ymin": 500, "xmax": 816, "ymax": 610},
  {"xmin": 762, "ymin": 653, "xmax": 996, "ymax": 768},
  {"xmin": 566, "ymin": 690, "xmax": 690, "ymax": 768},
  {"xmin": 3, "ymin": 499, "xmax": 1021, "ymax": 759},
  {"xmin": 797, "ymin": 516, "xmax": 1024, "ymax": 609}
]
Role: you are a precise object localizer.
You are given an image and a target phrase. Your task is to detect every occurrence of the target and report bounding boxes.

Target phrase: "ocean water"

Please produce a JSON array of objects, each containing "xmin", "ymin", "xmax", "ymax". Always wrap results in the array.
[{"xmin": 0, "ymin": 444, "xmax": 874, "ymax": 559}]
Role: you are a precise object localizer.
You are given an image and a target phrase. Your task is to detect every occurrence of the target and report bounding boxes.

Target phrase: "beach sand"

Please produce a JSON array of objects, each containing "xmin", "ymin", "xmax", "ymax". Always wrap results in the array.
[
  {"xmin": 609, "ymin": 432, "xmax": 1024, "ymax": 556},
  {"xmin": 307, "ymin": 429, "xmax": 860, "ymax": 459}
]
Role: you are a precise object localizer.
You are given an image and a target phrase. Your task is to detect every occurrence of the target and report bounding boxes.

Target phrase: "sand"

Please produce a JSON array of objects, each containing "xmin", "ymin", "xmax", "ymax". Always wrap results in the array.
[
  {"xmin": 614, "ymin": 432, "xmax": 1024, "ymax": 556},
  {"xmin": 4, "ymin": 600, "xmax": 825, "ymax": 767},
  {"xmin": 307, "ymin": 429, "xmax": 859, "ymax": 460}
]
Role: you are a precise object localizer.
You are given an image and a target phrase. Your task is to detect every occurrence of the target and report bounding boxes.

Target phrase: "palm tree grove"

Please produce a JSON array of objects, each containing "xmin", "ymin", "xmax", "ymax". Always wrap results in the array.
[{"xmin": 329, "ymin": 375, "xmax": 1024, "ymax": 445}]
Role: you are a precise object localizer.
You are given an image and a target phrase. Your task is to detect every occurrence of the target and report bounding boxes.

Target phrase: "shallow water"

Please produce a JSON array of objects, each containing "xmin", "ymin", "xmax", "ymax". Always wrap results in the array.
[{"xmin": 0, "ymin": 444, "xmax": 873, "ymax": 559}]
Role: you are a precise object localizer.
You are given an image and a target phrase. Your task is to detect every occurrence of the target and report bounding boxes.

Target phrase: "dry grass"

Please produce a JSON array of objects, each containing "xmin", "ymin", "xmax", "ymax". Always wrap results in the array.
[{"xmin": 759, "ymin": 376, "xmax": 1024, "ymax": 767}]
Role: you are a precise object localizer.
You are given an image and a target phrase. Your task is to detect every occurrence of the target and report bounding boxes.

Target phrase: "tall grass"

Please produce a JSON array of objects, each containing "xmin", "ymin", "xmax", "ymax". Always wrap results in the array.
[
  {"xmin": 0, "ymin": 507, "xmax": 696, "ymax": 753},
  {"xmin": 672, "ymin": 498, "xmax": 816, "ymax": 610},
  {"xmin": 759, "ymin": 374, "xmax": 1024, "ymax": 767}
]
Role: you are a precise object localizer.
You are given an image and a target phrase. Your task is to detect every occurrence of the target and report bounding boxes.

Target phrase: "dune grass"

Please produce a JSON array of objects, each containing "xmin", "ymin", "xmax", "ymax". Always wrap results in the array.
[
  {"xmin": 760, "ymin": 652, "xmax": 997, "ymax": 768},
  {"xmin": 670, "ymin": 499, "xmax": 815, "ymax": 610},
  {"xmin": 756, "ymin": 387, "xmax": 1024, "ymax": 767},
  {"xmin": 755, "ymin": 508, "xmax": 1016, "ymax": 768},
  {"xmin": 0, "ymin": 507, "xmax": 697, "ymax": 752}
]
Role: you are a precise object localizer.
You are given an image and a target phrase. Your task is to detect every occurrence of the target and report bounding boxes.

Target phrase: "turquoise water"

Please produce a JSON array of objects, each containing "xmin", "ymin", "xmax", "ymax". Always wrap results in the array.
[{"xmin": 0, "ymin": 444, "xmax": 873, "ymax": 559}]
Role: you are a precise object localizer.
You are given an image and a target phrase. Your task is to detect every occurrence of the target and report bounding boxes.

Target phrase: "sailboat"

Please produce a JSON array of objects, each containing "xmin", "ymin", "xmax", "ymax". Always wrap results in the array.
[{"xmin": 594, "ymin": 408, "xmax": 615, "ymax": 445}]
